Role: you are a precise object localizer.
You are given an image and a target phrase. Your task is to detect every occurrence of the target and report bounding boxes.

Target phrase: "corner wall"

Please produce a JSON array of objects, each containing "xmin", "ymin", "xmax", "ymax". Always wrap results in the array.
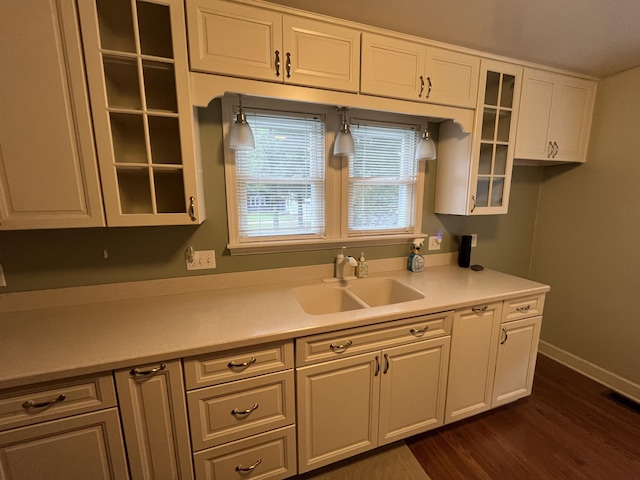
[{"xmin": 530, "ymin": 66, "xmax": 640, "ymax": 391}]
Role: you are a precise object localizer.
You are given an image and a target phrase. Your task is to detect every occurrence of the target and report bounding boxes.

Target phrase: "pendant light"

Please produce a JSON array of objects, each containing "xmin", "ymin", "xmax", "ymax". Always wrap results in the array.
[
  {"xmin": 229, "ymin": 95, "xmax": 255, "ymax": 151},
  {"xmin": 333, "ymin": 107, "xmax": 355, "ymax": 156},
  {"xmin": 415, "ymin": 123, "xmax": 436, "ymax": 160}
]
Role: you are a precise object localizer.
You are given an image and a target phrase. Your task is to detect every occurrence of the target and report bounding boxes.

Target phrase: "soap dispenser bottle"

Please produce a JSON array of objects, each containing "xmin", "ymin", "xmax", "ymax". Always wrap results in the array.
[
  {"xmin": 356, "ymin": 252, "xmax": 369, "ymax": 278},
  {"xmin": 407, "ymin": 238, "xmax": 425, "ymax": 272}
]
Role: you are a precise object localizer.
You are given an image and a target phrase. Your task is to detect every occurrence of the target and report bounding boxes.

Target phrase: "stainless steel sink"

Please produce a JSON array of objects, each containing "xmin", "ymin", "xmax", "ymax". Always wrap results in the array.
[{"xmin": 294, "ymin": 277, "xmax": 425, "ymax": 315}]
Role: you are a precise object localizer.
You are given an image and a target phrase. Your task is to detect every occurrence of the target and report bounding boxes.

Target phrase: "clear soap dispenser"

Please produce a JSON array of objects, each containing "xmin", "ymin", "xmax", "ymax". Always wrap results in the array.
[{"xmin": 356, "ymin": 252, "xmax": 369, "ymax": 278}]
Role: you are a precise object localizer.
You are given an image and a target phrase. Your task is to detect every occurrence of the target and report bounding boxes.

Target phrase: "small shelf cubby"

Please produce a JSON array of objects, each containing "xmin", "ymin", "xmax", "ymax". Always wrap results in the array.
[{"xmin": 79, "ymin": 0, "xmax": 204, "ymax": 226}]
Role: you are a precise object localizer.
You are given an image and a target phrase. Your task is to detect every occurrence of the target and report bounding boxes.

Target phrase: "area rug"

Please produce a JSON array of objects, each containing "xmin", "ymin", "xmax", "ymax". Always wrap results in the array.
[{"xmin": 295, "ymin": 441, "xmax": 430, "ymax": 480}]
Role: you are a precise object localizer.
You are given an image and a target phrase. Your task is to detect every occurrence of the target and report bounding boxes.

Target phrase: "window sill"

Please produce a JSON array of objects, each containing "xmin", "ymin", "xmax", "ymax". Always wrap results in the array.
[{"xmin": 227, "ymin": 234, "xmax": 428, "ymax": 255}]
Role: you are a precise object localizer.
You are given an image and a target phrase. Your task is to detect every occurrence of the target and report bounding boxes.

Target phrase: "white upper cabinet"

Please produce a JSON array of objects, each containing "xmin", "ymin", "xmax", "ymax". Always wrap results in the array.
[
  {"xmin": 360, "ymin": 32, "xmax": 480, "ymax": 109},
  {"xmin": 515, "ymin": 68, "xmax": 596, "ymax": 163},
  {"xmin": 435, "ymin": 60, "xmax": 522, "ymax": 215},
  {"xmin": 78, "ymin": 0, "xmax": 205, "ymax": 226},
  {"xmin": 187, "ymin": 0, "xmax": 361, "ymax": 92},
  {"xmin": 0, "ymin": 0, "xmax": 104, "ymax": 230}
]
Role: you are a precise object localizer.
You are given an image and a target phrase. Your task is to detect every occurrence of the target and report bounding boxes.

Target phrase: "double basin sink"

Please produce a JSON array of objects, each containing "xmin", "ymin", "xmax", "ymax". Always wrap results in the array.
[{"xmin": 294, "ymin": 277, "xmax": 425, "ymax": 315}]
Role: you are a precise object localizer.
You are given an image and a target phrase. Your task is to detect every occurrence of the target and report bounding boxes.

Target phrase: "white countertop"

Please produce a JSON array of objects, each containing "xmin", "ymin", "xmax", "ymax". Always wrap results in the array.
[{"xmin": 0, "ymin": 265, "xmax": 549, "ymax": 390}]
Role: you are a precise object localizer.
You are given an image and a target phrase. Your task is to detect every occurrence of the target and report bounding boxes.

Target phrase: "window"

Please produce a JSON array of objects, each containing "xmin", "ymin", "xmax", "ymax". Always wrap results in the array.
[
  {"xmin": 234, "ymin": 111, "xmax": 326, "ymax": 241},
  {"xmin": 223, "ymin": 96, "xmax": 428, "ymax": 253},
  {"xmin": 348, "ymin": 121, "xmax": 420, "ymax": 236}
]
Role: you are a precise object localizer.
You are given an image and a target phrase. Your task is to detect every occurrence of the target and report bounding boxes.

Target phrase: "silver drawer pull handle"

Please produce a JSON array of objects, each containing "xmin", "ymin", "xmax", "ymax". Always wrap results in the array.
[
  {"xmin": 472, "ymin": 304, "xmax": 488, "ymax": 312},
  {"xmin": 23, "ymin": 394, "xmax": 66, "ymax": 409},
  {"xmin": 236, "ymin": 458, "xmax": 262, "ymax": 472},
  {"xmin": 228, "ymin": 357, "xmax": 257, "ymax": 368},
  {"xmin": 516, "ymin": 305, "xmax": 531, "ymax": 312},
  {"xmin": 232, "ymin": 403, "xmax": 259, "ymax": 416},
  {"xmin": 130, "ymin": 363, "xmax": 166, "ymax": 377},
  {"xmin": 410, "ymin": 326, "xmax": 429, "ymax": 336},
  {"xmin": 330, "ymin": 340, "xmax": 353, "ymax": 352}
]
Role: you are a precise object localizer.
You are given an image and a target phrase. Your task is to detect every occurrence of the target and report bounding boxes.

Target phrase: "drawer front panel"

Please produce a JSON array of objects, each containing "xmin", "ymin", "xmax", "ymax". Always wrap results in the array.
[
  {"xmin": 187, "ymin": 370, "xmax": 295, "ymax": 451},
  {"xmin": 193, "ymin": 425, "xmax": 296, "ymax": 480},
  {"xmin": 0, "ymin": 374, "xmax": 117, "ymax": 432},
  {"xmin": 183, "ymin": 341, "xmax": 294, "ymax": 389},
  {"xmin": 296, "ymin": 311, "xmax": 453, "ymax": 366},
  {"xmin": 503, "ymin": 294, "xmax": 545, "ymax": 322}
]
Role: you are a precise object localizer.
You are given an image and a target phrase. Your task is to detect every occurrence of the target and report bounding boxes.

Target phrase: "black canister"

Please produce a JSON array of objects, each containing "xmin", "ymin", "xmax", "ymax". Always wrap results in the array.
[{"xmin": 458, "ymin": 235, "xmax": 472, "ymax": 268}]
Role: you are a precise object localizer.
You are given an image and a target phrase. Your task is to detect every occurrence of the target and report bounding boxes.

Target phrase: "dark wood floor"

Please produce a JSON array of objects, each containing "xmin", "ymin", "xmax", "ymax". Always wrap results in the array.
[{"xmin": 407, "ymin": 354, "xmax": 640, "ymax": 480}]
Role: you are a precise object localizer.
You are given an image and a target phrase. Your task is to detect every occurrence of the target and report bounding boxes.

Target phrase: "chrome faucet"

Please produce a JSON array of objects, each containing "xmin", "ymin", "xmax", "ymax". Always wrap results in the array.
[{"xmin": 336, "ymin": 255, "xmax": 358, "ymax": 280}]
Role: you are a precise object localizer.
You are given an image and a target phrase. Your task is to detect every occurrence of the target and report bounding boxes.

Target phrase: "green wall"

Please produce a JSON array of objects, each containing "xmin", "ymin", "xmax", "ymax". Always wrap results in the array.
[
  {"xmin": 0, "ymin": 100, "xmax": 542, "ymax": 293},
  {"xmin": 530, "ymin": 66, "xmax": 640, "ymax": 385}
]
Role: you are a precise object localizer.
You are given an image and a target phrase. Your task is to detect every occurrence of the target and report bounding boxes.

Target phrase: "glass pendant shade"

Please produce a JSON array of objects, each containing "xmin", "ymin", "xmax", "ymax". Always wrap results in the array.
[
  {"xmin": 230, "ymin": 96, "xmax": 255, "ymax": 151},
  {"xmin": 334, "ymin": 108, "xmax": 355, "ymax": 156},
  {"xmin": 415, "ymin": 127, "xmax": 436, "ymax": 160}
]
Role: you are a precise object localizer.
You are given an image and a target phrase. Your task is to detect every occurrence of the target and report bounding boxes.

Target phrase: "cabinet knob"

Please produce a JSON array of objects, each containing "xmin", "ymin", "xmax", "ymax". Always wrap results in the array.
[
  {"xmin": 500, "ymin": 327, "xmax": 509, "ymax": 344},
  {"xmin": 426, "ymin": 76, "xmax": 432, "ymax": 99},
  {"xmin": 189, "ymin": 196, "xmax": 197, "ymax": 222},
  {"xmin": 419, "ymin": 76, "xmax": 425, "ymax": 98},
  {"xmin": 231, "ymin": 403, "xmax": 259, "ymax": 416}
]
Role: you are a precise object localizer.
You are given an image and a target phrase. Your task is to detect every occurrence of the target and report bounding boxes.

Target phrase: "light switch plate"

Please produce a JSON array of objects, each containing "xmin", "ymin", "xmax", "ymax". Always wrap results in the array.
[{"xmin": 186, "ymin": 250, "xmax": 216, "ymax": 270}]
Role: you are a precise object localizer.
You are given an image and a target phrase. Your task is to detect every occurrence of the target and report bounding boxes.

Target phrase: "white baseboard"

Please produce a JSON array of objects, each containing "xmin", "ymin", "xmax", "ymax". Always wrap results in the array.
[{"xmin": 538, "ymin": 340, "xmax": 640, "ymax": 404}]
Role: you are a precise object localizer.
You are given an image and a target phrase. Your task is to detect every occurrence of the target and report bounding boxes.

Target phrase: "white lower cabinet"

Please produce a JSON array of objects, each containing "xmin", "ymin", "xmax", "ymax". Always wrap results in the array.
[
  {"xmin": 114, "ymin": 360, "xmax": 193, "ymax": 480},
  {"xmin": 0, "ymin": 375, "xmax": 128, "ymax": 479},
  {"xmin": 445, "ymin": 302, "xmax": 503, "ymax": 423},
  {"xmin": 296, "ymin": 314, "xmax": 452, "ymax": 474}
]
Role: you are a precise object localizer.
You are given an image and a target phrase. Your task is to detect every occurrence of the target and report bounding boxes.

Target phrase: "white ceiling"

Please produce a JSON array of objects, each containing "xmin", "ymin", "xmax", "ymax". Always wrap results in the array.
[{"xmin": 265, "ymin": 0, "xmax": 640, "ymax": 78}]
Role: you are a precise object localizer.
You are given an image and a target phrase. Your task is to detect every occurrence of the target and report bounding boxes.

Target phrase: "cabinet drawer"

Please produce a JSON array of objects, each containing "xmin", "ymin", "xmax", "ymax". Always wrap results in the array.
[
  {"xmin": 183, "ymin": 341, "xmax": 294, "ymax": 390},
  {"xmin": 296, "ymin": 311, "xmax": 453, "ymax": 366},
  {"xmin": 503, "ymin": 294, "xmax": 545, "ymax": 322},
  {"xmin": 0, "ymin": 373, "xmax": 117, "ymax": 432},
  {"xmin": 187, "ymin": 370, "xmax": 295, "ymax": 451},
  {"xmin": 193, "ymin": 425, "xmax": 296, "ymax": 480}
]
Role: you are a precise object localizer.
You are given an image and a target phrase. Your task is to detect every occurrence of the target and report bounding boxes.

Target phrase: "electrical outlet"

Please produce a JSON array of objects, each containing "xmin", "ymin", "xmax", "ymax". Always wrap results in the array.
[
  {"xmin": 471, "ymin": 234, "xmax": 477, "ymax": 247},
  {"xmin": 186, "ymin": 250, "xmax": 216, "ymax": 270},
  {"xmin": 428, "ymin": 236, "xmax": 441, "ymax": 251}
]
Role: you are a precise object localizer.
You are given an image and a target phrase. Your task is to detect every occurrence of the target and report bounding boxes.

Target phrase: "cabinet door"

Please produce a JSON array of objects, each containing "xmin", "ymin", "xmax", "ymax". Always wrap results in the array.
[
  {"xmin": 492, "ymin": 316, "xmax": 542, "ymax": 408},
  {"xmin": 445, "ymin": 302, "xmax": 502, "ymax": 424},
  {"xmin": 435, "ymin": 60, "xmax": 521, "ymax": 216},
  {"xmin": 296, "ymin": 352, "xmax": 380, "ymax": 474},
  {"xmin": 424, "ymin": 47, "xmax": 480, "ymax": 109},
  {"xmin": 0, "ymin": 408, "xmax": 128, "ymax": 480},
  {"xmin": 548, "ymin": 78, "xmax": 596, "ymax": 163},
  {"xmin": 469, "ymin": 60, "xmax": 522, "ymax": 214},
  {"xmin": 360, "ymin": 32, "xmax": 426, "ymax": 101},
  {"xmin": 115, "ymin": 361, "xmax": 193, "ymax": 480},
  {"xmin": 187, "ymin": 0, "xmax": 282, "ymax": 81},
  {"xmin": 515, "ymin": 69, "xmax": 596, "ymax": 163},
  {"xmin": 378, "ymin": 337, "xmax": 450, "ymax": 446},
  {"xmin": 0, "ymin": 0, "xmax": 104, "ymax": 230},
  {"xmin": 283, "ymin": 16, "xmax": 360, "ymax": 92},
  {"xmin": 79, "ymin": 0, "xmax": 204, "ymax": 226},
  {"xmin": 514, "ymin": 70, "xmax": 555, "ymax": 160}
]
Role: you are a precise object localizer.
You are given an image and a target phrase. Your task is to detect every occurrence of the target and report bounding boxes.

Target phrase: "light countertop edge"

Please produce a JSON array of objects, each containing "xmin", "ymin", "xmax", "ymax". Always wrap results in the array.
[{"xmin": 0, "ymin": 264, "xmax": 549, "ymax": 390}]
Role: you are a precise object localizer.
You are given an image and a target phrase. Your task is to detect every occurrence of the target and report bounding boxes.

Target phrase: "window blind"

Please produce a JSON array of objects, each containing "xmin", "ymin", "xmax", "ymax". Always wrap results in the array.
[
  {"xmin": 349, "ymin": 122, "xmax": 419, "ymax": 234},
  {"xmin": 235, "ymin": 112, "xmax": 325, "ymax": 239}
]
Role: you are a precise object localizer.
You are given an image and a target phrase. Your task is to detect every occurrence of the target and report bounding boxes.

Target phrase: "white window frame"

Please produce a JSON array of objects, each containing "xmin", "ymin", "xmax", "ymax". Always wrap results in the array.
[{"xmin": 222, "ymin": 96, "xmax": 428, "ymax": 254}]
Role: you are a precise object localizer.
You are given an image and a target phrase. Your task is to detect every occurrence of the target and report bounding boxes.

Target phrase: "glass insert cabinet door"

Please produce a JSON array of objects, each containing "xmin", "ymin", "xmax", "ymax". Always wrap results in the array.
[
  {"xmin": 471, "ymin": 60, "xmax": 522, "ymax": 215},
  {"xmin": 78, "ymin": 0, "xmax": 204, "ymax": 226}
]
